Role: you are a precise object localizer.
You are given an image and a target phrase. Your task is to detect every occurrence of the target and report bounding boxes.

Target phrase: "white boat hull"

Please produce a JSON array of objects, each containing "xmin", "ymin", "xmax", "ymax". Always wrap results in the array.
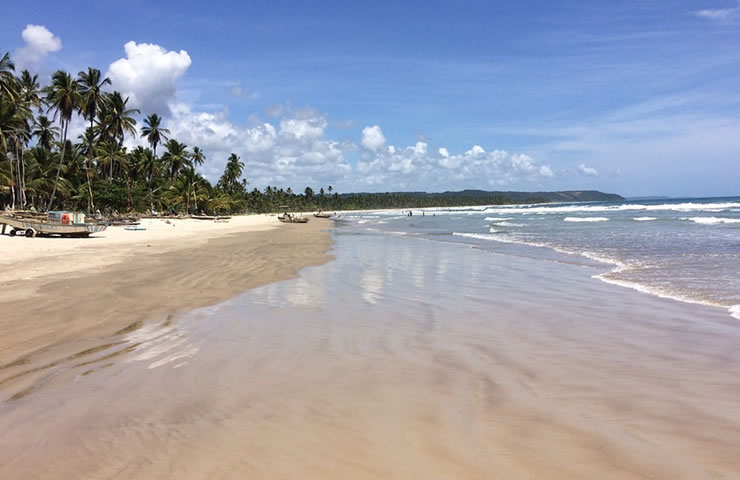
[{"xmin": 0, "ymin": 215, "xmax": 107, "ymax": 237}]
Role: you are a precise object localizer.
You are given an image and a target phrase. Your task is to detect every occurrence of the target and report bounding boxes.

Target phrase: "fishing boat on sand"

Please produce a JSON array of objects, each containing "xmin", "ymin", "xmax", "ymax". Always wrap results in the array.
[
  {"xmin": 277, "ymin": 213, "xmax": 309, "ymax": 223},
  {"xmin": 191, "ymin": 214, "xmax": 232, "ymax": 221},
  {"xmin": 314, "ymin": 211, "xmax": 333, "ymax": 218},
  {"xmin": 0, "ymin": 211, "xmax": 107, "ymax": 238}
]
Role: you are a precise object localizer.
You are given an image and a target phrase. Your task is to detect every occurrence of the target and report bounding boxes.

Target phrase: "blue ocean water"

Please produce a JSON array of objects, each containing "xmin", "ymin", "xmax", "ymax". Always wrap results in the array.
[{"xmin": 337, "ymin": 197, "xmax": 740, "ymax": 320}]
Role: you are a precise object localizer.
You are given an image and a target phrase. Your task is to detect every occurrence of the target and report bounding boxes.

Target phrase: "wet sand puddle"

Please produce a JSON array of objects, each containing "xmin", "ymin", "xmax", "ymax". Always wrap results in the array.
[{"xmin": 2, "ymin": 230, "xmax": 740, "ymax": 479}]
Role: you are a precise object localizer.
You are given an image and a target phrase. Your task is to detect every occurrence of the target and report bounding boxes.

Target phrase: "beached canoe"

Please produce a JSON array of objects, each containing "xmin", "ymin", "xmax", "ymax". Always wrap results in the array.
[
  {"xmin": 314, "ymin": 212, "xmax": 333, "ymax": 218},
  {"xmin": 192, "ymin": 215, "xmax": 232, "ymax": 221},
  {"xmin": 278, "ymin": 213, "xmax": 309, "ymax": 223},
  {"xmin": 0, "ymin": 211, "xmax": 107, "ymax": 238}
]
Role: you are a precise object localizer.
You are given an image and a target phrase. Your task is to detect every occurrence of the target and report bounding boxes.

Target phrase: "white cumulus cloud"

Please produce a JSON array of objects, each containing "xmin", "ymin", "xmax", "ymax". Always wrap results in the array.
[
  {"xmin": 14, "ymin": 24, "xmax": 62, "ymax": 71},
  {"xmin": 165, "ymin": 104, "xmax": 352, "ymax": 188},
  {"xmin": 694, "ymin": 1, "xmax": 740, "ymax": 22},
  {"xmin": 539, "ymin": 165, "xmax": 554, "ymax": 177},
  {"xmin": 578, "ymin": 163, "xmax": 599, "ymax": 176},
  {"xmin": 107, "ymin": 41, "xmax": 192, "ymax": 116},
  {"xmin": 356, "ymin": 132, "xmax": 555, "ymax": 191},
  {"xmin": 361, "ymin": 125, "xmax": 387, "ymax": 151}
]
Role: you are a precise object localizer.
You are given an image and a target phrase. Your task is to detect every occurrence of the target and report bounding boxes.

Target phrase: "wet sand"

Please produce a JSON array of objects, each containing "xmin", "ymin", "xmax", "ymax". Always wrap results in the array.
[
  {"xmin": 0, "ymin": 218, "xmax": 333, "ymax": 400},
  {"xmin": 2, "ymin": 225, "xmax": 740, "ymax": 479}
]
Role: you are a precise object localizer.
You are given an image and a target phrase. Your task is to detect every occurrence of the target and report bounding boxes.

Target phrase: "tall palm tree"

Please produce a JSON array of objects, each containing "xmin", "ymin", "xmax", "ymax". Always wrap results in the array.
[
  {"xmin": 44, "ymin": 70, "xmax": 80, "ymax": 209},
  {"xmin": 0, "ymin": 71, "xmax": 32, "ymax": 208},
  {"xmin": 4, "ymin": 70, "xmax": 40, "ymax": 209},
  {"xmin": 0, "ymin": 53, "xmax": 18, "ymax": 158},
  {"xmin": 219, "ymin": 153, "xmax": 244, "ymax": 193},
  {"xmin": 160, "ymin": 139, "xmax": 190, "ymax": 179},
  {"xmin": 191, "ymin": 146, "xmax": 205, "ymax": 168},
  {"xmin": 140, "ymin": 113, "xmax": 169, "ymax": 160},
  {"xmin": 78, "ymin": 68, "xmax": 111, "ymax": 210},
  {"xmin": 98, "ymin": 91, "xmax": 139, "ymax": 179},
  {"xmin": 78, "ymin": 68, "xmax": 111, "ymax": 131},
  {"xmin": 135, "ymin": 146, "xmax": 158, "ymax": 209},
  {"xmin": 0, "ymin": 51, "xmax": 17, "ymax": 101},
  {"xmin": 18, "ymin": 70, "xmax": 41, "ymax": 109}
]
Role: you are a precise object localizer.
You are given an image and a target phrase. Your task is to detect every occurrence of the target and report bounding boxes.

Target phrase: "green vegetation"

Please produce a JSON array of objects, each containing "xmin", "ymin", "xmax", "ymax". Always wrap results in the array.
[{"xmin": 0, "ymin": 50, "xmax": 622, "ymax": 215}]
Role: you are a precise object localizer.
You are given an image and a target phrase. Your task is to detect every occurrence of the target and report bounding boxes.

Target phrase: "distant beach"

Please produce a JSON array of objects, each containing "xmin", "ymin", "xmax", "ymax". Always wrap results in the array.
[{"xmin": 2, "ymin": 206, "xmax": 740, "ymax": 479}]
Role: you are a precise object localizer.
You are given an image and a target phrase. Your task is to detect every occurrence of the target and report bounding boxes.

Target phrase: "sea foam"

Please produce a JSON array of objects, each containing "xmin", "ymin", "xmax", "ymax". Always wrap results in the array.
[
  {"xmin": 563, "ymin": 217, "xmax": 609, "ymax": 222},
  {"xmin": 494, "ymin": 221, "xmax": 526, "ymax": 227},
  {"xmin": 481, "ymin": 201, "xmax": 740, "ymax": 215},
  {"xmin": 680, "ymin": 217, "xmax": 740, "ymax": 225}
]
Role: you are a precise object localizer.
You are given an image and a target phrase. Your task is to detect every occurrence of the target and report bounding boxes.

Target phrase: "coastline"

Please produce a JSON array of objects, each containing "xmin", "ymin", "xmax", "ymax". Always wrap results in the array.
[
  {"xmin": 2, "ymin": 224, "xmax": 739, "ymax": 478},
  {"xmin": 0, "ymin": 216, "xmax": 334, "ymax": 394}
]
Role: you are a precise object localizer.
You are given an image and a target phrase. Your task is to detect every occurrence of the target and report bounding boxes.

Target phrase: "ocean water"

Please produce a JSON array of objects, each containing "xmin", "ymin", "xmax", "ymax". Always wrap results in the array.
[{"xmin": 336, "ymin": 196, "xmax": 740, "ymax": 320}]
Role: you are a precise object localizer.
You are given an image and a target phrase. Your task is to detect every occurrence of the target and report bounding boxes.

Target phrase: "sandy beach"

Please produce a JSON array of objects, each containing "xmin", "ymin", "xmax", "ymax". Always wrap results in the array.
[
  {"xmin": 0, "ymin": 216, "xmax": 333, "ymax": 398},
  {"xmin": 2, "ymin": 217, "xmax": 740, "ymax": 479}
]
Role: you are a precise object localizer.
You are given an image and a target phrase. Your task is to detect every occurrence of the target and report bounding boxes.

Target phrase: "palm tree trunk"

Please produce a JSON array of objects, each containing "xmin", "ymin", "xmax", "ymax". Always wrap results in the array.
[
  {"xmin": 8, "ymin": 149, "xmax": 15, "ymax": 210},
  {"xmin": 14, "ymin": 140, "xmax": 23, "ymax": 208},
  {"xmin": 19, "ymin": 147, "xmax": 27, "ymax": 209},
  {"xmin": 149, "ymin": 143, "xmax": 156, "ymax": 211},
  {"xmin": 86, "ymin": 118, "xmax": 96, "ymax": 213},
  {"xmin": 185, "ymin": 186, "xmax": 191, "ymax": 214},
  {"xmin": 47, "ymin": 121, "xmax": 68, "ymax": 211}
]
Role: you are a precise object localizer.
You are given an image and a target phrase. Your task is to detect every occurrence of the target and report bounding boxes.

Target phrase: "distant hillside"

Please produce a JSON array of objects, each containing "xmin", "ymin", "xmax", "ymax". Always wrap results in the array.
[
  {"xmin": 341, "ymin": 190, "xmax": 623, "ymax": 203},
  {"xmin": 436, "ymin": 190, "xmax": 625, "ymax": 203},
  {"xmin": 333, "ymin": 189, "xmax": 624, "ymax": 210}
]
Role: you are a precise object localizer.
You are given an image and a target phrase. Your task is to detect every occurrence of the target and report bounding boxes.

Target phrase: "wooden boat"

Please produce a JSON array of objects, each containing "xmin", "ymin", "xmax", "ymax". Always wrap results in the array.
[
  {"xmin": 0, "ymin": 211, "xmax": 107, "ymax": 238},
  {"xmin": 191, "ymin": 215, "xmax": 232, "ymax": 221},
  {"xmin": 314, "ymin": 211, "xmax": 333, "ymax": 218},
  {"xmin": 277, "ymin": 213, "xmax": 309, "ymax": 223}
]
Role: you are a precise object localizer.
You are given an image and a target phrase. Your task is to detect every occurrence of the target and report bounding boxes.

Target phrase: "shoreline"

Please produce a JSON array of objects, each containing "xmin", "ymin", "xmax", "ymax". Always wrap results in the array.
[{"xmin": 343, "ymin": 205, "xmax": 740, "ymax": 321}]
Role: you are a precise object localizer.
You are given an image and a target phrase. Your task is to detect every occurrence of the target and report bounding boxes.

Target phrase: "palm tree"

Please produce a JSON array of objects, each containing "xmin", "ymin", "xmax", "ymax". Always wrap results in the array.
[
  {"xmin": 33, "ymin": 116, "xmax": 59, "ymax": 151},
  {"xmin": 191, "ymin": 146, "xmax": 205, "ymax": 169},
  {"xmin": 135, "ymin": 146, "xmax": 158, "ymax": 209},
  {"xmin": 140, "ymin": 113, "xmax": 169, "ymax": 160},
  {"xmin": 98, "ymin": 91, "xmax": 139, "ymax": 178},
  {"xmin": 78, "ymin": 68, "xmax": 111, "ymax": 210},
  {"xmin": 160, "ymin": 139, "xmax": 190, "ymax": 179},
  {"xmin": 78, "ymin": 68, "xmax": 111, "ymax": 131},
  {"xmin": 219, "ymin": 153, "xmax": 244, "ymax": 193},
  {"xmin": 96, "ymin": 140, "xmax": 126, "ymax": 181},
  {"xmin": 0, "ymin": 77, "xmax": 33, "ymax": 208},
  {"xmin": 0, "ymin": 51, "xmax": 17, "ymax": 101},
  {"xmin": 18, "ymin": 70, "xmax": 41, "ymax": 109},
  {"xmin": 44, "ymin": 70, "xmax": 80, "ymax": 209},
  {"xmin": 24, "ymin": 146, "xmax": 64, "ymax": 207},
  {"xmin": 175, "ymin": 166, "xmax": 208, "ymax": 214}
]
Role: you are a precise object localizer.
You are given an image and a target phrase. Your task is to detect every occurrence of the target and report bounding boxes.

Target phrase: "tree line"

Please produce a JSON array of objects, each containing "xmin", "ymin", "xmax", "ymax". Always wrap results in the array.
[{"xmin": 1, "ymin": 50, "xmax": 536, "ymax": 216}]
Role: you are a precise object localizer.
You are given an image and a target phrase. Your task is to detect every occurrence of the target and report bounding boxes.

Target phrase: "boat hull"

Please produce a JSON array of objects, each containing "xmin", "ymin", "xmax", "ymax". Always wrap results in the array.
[
  {"xmin": 277, "ymin": 214, "xmax": 309, "ymax": 223},
  {"xmin": 0, "ymin": 215, "xmax": 107, "ymax": 237}
]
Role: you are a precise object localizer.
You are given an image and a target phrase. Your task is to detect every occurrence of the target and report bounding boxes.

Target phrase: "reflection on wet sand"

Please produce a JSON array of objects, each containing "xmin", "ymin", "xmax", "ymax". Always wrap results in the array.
[{"xmin": 2, "ymin": 231, "xmax": 740, "ymax": 479}]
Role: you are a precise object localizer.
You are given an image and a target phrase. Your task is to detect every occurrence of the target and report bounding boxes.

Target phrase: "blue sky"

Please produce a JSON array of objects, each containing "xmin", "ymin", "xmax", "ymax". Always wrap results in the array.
[{"xmin": 2, "ymin": 0, "xmax": 739, "ymax": 196}]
